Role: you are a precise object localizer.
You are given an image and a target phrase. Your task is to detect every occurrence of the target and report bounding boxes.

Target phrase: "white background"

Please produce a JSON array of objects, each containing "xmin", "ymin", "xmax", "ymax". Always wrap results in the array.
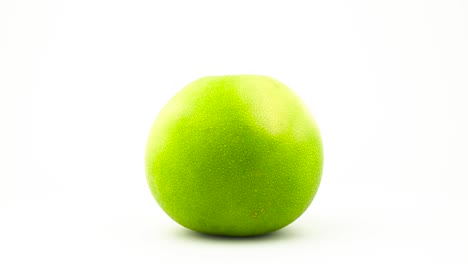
[{"xmin": 1, "ymin": 0, "xmax": 468, "ymax": 263}]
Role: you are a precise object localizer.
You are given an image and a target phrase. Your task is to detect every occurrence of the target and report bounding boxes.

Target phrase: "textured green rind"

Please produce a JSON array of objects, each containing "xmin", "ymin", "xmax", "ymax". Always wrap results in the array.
[{"xmin": 145, "ymin": 75, "xmax": 323, "ymax": 236}]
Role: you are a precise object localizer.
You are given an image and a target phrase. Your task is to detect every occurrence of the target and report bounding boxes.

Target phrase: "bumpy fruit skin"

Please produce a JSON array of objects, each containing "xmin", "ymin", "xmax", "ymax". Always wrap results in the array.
[{"xmin": 145, "ymin": 75, "xmax": 323, "ymax": 236}]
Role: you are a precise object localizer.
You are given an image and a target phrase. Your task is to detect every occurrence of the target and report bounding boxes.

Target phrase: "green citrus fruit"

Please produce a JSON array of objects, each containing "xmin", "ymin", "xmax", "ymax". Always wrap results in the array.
[{"xmin": 145, "ymin": 75, "xmax": 323, "ymax": 236}]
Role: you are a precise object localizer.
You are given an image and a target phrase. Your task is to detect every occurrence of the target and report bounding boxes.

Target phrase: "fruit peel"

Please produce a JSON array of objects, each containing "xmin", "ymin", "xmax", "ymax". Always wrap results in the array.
[{"xmin": 146, "ymin": 75, "xmax": 323, "ymax": 236}]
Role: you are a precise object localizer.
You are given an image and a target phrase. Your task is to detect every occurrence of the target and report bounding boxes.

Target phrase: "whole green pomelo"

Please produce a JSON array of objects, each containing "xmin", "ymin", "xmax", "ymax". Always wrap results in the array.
[{"xmin": 145, "ymin": 75, "xmax": 323, "ymax": 236}]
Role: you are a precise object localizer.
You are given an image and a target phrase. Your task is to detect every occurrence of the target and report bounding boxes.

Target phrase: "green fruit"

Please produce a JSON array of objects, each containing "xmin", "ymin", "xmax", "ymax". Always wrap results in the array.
[{"xmin": 145, "ymin": 75, "xmax": 323, "ymax": 236}]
